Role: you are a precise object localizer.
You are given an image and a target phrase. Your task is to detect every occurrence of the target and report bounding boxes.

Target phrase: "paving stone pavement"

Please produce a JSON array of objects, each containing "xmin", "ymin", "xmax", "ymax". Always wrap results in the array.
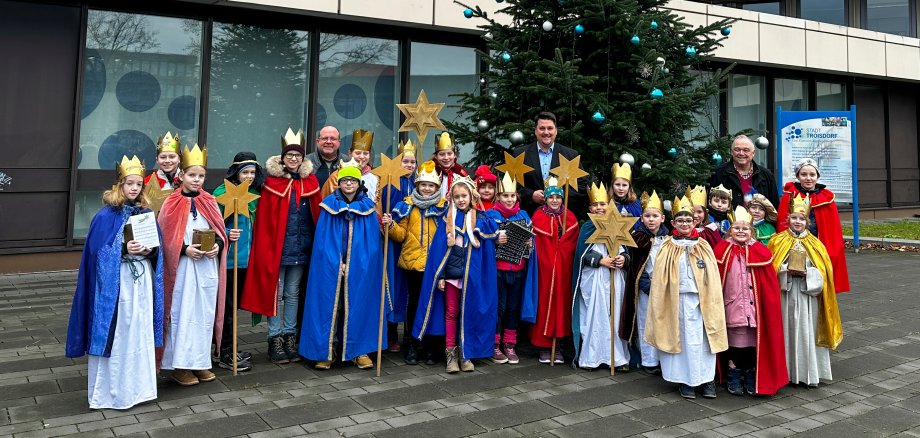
[{"xmin": 1, "ymin": 250, "xmax": 920, "ymax": 438}]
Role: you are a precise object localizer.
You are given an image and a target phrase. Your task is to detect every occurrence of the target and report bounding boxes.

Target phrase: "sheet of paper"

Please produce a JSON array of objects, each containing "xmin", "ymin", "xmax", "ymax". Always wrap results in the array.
[{"xmin": 127, "ymin": 212, "xmax": 160, "ymax": 249}]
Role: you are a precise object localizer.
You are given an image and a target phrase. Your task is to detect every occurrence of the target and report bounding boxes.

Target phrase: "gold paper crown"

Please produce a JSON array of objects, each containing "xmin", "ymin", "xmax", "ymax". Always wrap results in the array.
[
  {"xmin": 282, "ymin": 127, "xmax": 306, "ymax": 149},
  {"xmin": 686, "ymin": 185, "xmax": 707, "ymax": 207},
  {"xmin": 157, "ymin": 132, "xmax": 180, "ymax": 154},
  {"xmin": 544, "ymin": 175, "xmax": 559, "ymax": 189},
  {"xmin": 351, "ymin": 129, "xmax": 374, "ymax": 152},
  {"xmin": 117, "ymin": 155, "xmax": 145, "ymax": 180},
  {"xmin": 450, "ymin": 174, "xmax": 477, "ymax": 192},
  {"xmin": 181, "ymin": 144, "xmax": 208, "ymax": 169},
  {"xmin": 611, "ymin": 163, "xmax": 632, "ymax": 182},
  {"xmin": 673, "ymin": 195, "xmax": 694, "ymax": 215},
  {"xmin": 435, "ymin": 132, "xmax": 454, "ymax": 152},
  {"xmin": 338, "ymin": 157, "xmax": 362, "ymax": 180},
  {"xmin": 498, "ymin": 171, "xmax": 517, "ymax": 193},
  {"xmin": 710, "ymin": 183, "xmax": 732, "ymax": 199},
  {"xmin": 731, "ymin": 205, "xmax": 753, "ymax": 225},
  {"xmin": 415, "ymin": 160, "xmax": 441, "ymax": 186},
  {"xmin": 641, "ymin": 191, "xmax": 664, "ymax": 212},
  {"xmin": 588, "ymin": 182, "xmax": 610, "ymax": 204},
  {"xmin": 790, "ymin": 194, "xmax": 811, "ymax": 216},
  {"xmin": 398, "ymin": 139, "xmax": 416, "ymax": 157}
]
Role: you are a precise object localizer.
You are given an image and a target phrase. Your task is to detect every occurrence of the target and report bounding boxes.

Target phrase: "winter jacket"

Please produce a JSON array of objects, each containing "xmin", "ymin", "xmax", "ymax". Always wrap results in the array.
[
  {"xmin": 388, "ymin": 197, "xmax": 448, "ymax": 272},
  {"xmin": 707, "ymin": 160, "xmax": 779, "ymax": 209},
  {"xmin": 264, "ymin": 156, "xmax": 316, "ymax": 266}
]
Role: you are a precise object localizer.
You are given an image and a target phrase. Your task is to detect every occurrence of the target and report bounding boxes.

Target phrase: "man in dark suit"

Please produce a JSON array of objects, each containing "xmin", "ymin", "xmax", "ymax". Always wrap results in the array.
[{"xmin": 513, "ymin": 112, "xmax": 585, "ymax": 216}]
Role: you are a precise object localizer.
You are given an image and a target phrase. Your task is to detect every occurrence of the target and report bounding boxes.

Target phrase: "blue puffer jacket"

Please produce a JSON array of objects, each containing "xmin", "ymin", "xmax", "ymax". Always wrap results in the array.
[{"xmin": 280, "ymin": 180, "xmax": 315, "ymax": 266}]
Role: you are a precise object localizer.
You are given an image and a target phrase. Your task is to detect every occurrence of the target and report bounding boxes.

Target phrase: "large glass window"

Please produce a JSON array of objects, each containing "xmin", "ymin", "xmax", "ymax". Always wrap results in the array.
[
  {"xmin": 315, "ymin": 34, "xmax": 399, "ymax": 161},
  {"xmin": 866, "ymin": 0, "xmax": 911, "ymax": 35},
  {"xmin": 775, "ymin": 78, "xmax": 808, "ymax": 111},
  {"xmin": 816, "ymin": 82, "xmax": 847, "ymax": 110},
  {"xmin": 800, "ymin": 0, "xmax": 847, "ymax": 25},
  {"xmin": 207, "ymin": 22, "xmax": 310, "ymax": 166},
  {"xmin": 743, "ymin": 2, "xmax": 782, "ymax": 15},
  {"xmin": 727, "ymin": 74, "xmax": 768, "ymax": 166},
  {"xmin": 75, "ymin": 10, "xmax": 203, "ymax": 237},
  {"xmin": 686, "ymin": 71, "xmax": 721, "ymax": 149},
  {"xmin": 409, "ymin": 42, "xmax": 478, "ymax": 163}
]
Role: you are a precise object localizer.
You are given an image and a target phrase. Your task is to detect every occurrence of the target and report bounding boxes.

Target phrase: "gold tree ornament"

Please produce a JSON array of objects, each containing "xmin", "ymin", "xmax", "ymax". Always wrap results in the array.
[
  {"xmin": 495, "ymin": 151, "xmax": 534, "ymax": 184},
  {"xmin": 371, "ymin": 153, "xmax": 412, "ymax": 190},
  {"xmin": 214, "ymin": 179, "xmax": 260, "ymax": 220},
  {"xmin": 143, "ymin": 183, "xmax": 173, "ymax": 216},
  {"xmin": 396, "ymin": 89, "xmax": 446, "ymax": 156}
]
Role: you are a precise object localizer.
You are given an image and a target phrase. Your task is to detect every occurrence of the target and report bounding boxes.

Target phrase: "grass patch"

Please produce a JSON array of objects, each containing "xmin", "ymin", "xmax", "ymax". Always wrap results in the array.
[{"xmin": 842, "ymin": 220, "xmax": 920, "ymax": 240}]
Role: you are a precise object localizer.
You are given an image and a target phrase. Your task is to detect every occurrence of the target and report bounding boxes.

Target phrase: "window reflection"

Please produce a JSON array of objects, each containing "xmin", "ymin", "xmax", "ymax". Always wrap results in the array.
[
  {"xmin": 867, "ymin": 0, "xmax": 911, "ymax": 35},
  {"xmin": 727, "ymin": 74, "xmax": 768, "ymax": 166},
  {"xmin": 800, "ymin": 0, "xmax": 847, "ymax": 26},
  {"xmin": 816, "ymin": 82, "xmax": 847, "ymax": 110}
]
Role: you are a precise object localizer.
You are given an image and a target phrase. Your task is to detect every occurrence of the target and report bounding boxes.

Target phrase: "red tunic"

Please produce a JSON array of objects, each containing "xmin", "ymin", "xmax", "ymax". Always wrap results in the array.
[
  {"xmin": 776, "ymin": 182, "xmax": 850, "ymax": 293},
  {"xmin": 144, "ymin": 170, "xmax": 177, "ymax": 189},
  {"xmin": 530, "ymin": 209, "xmax": 579, "ymax": 348},
  {"xmin": 240, "ymin": 174, "xmax": 321, "ymax": 316},
  {"xmin": 714, "ymin": 240, "xmax": 788, "ymax": 395}
]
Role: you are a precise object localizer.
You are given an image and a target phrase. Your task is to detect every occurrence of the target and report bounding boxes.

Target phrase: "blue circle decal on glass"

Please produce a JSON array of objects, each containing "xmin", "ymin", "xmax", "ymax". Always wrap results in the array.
[
  {"xmin": 116, "ymin": 71, "xmax": 161, "ymax": 112},
  {"xmin": 333, "ymin": 84, "xmax": 367, "ymax": 120},
  {"xmin": 168, "ymin": 95, "xmax": 197, "ymax": 130},
  {"xmin": 339, "ymin": 134, "xmax": 353, "ymax": 156},
  {"xmin": 98, "ymin": 130, "xmax": 156, "ymax": 169},
  {"xmin": 81, "ymin": 49, "xmax": 106, "ymax": 119},
  {"xmin": 315, "ymin": 103, "xmax": 328, "ymax": 130},
  {"xmin": 374, "ymin": 74, "xmax": 395, "ymax": 130}
]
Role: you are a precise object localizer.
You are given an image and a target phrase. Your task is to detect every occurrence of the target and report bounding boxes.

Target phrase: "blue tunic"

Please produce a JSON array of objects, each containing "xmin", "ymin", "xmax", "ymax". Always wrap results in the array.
[
  {"xmin": 482, "ymin": 208, "xmax": 540, "ymax": 323},
  {"xmin": 299, "ymin": 190, "xmax": 384, "ymax": 361},
  {"xmin": 413, "ymin": 209, "xmax": 499, "ymax": 359},
  {"xmin": 379, "ymin": 177, "xmax": 414, "ymax": 323}
]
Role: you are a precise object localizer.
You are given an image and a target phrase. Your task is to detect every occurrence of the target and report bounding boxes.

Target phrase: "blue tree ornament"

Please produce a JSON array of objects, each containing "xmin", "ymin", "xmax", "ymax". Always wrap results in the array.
[
  {"xmin": 721, "ymin": 26, "xmax": 732, "ymax": 36},
  {"xmin": 650, "ymin": 21, "xmax": 659, "ymax": 30},
  {"xmin": 631, "ymin": 35, "xmax": 641, "ymax": 45},
  {"xmin": 575, "ymin": 24, "xmax": 585, "ymax": 34},
  {"xmin": 668, "ymin": 147, "xmax": 678, "ymax": 158},
  {"xmin": 591, "ymin": 111, "xmax": 606, "ymax": 124},
  {"xmin": 463, "ymin": 8, "xmax": 474, "ymax": 18},
  {"xmin": 650, "ymin": 88, "xmax": 664, "ymax": 100},
  {"xmin": 712, "ymin": 151, "xmax": 723, "ymax": 165},
  {"xmin": 685, "ymin": 46, "xmax": 697, "ymax": 58},
  {"xmin": 501, "ymin": 52, "xmax": 512, "ymax": 62}
]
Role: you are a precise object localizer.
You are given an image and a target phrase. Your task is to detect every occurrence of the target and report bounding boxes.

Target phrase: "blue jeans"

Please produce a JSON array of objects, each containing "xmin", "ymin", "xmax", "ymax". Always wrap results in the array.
[{"xmin": 267, "ymin": 265, "xmax": 303, "ymax": 338}]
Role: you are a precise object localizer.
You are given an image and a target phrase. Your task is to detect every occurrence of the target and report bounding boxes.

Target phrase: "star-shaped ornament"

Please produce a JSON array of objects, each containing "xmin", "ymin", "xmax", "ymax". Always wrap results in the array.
[
  {"xmin": 371, "ymin": 153, "xmax": 412, "ymax": 191},
  {"xmin": 396, "ymin": 90, "xmax": 446, "ymax": 152},
  {"xmin": 495, "ymin": 151, "xmax": 534, "ymax": 183},
  {"xmin": 586, "ymin": 208, "xmax": 639, "ymax": 257},
  {"xmin": 214, "ymin": 179, "xmax": 260, "ymax": 220},
  {"xmin": 550, "ymin": 155, "xmax": 589, "ymax": 190},
  {"xmin": 143, "ymin": 183, "xmax": 174, "ymax": 216}
]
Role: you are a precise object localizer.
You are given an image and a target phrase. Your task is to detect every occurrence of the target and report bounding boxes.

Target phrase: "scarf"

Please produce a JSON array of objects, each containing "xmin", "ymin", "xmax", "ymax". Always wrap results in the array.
[
  {"xmin": 710, "ymin": 208, "xmax": 729, "ymax": 222},
  {"xmin": 446, "ymin": 205, "xmax": 479, "ymax": 249},
  {"xmin": 671, "ymin": 228, "xmax": 700, "ymax": 240},
  {"xmin": 410, "ymin": 189, "xmax": 441, "ymax": 210},
  {"xmin": 494, "ymin": 201, "xmax": 520, "ymax": 219},
  {"xmin": 181, "ymin": 190, "xmax": 199, "ymax": 218},
  {"xmin": 540, "ymin": 204, "xmax": 564, "ymax": 217}
]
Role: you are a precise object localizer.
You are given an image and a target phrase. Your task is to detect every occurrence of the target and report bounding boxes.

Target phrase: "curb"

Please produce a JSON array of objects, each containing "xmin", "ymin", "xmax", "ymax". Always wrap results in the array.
[{"xmin": 845, "ymin": 235, "xmax": 920, "ymax": 249}]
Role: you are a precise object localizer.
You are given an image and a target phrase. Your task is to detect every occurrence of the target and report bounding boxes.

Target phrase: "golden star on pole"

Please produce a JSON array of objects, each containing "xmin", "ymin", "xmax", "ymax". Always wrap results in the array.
[
  {"xmin": 371, "ymin": 153, "xmax": 413, "ymax": 190},
  {"xmin": 550, "ymin": 155, "xmax": 589, "ymax": 190},
  {"xmin": 214, "ymin": 179, "xmax": 260, "ymax": 220},
  {"xmin": 495, "ymin": 150, "xmax": 534, "ymax": 184},
  {"xmin": 586, "ymin": 207, "xmax": 639, "ymax": 258},
  {"xmin": 396, "ymin": 89, "xmax": 446, "ymax": 155},
  {"xmin": 142, "ymin": 183, "xmax": 173, "ymax": 217}
]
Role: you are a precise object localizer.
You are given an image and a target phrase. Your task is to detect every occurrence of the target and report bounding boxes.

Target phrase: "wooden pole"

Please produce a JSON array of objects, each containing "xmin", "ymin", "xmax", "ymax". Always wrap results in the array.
[
  {"xmin": 232, "ymin": 199, "xmax": 239, "ymax": 376},
  {"xmin": 376, "ymin": 176, "xmax": 392, "ymax": 377},
  {"xmin": 561, "ymin": 179, "xmax": 569, "ymax": 231},
  {"xmin": 609, "ymin": 243, "xmax": 622, "ymax": 377},
  {"xmin": 550, "ymin": 337, "xmax": 557, "ymax": 367}
]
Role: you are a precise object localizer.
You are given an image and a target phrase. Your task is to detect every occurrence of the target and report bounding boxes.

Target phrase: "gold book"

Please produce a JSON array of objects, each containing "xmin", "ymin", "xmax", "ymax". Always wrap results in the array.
[
  {"xmin": 193, "ymin": 229, "xmax": 216, "ymax": 252},
  {"xmin": 787, "ymin": 247, "xmax": 807, "ymax": 277}
]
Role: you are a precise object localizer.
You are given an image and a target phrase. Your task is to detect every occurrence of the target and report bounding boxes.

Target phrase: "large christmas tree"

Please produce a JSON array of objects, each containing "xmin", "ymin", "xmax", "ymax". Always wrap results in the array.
[{"xmin": 447, "ymin": 0, "xmax": 734, "ymax": 194}]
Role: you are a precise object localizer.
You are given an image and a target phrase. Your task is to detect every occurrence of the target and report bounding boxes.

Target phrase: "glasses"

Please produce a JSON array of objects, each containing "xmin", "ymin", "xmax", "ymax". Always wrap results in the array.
[
  {"xmin": 673, "ymin": 219, "xmax": 693, "ymax": 224},
  {"xmin": 339, "ymin": 178, "xmax": 359, "ymax": 185},
  {"xmin": 317, "ymin": 136, "xmax": 339, "ymax": 142},
  {"xmin": 284, "ymin": 153, "xmax": 303, "ymax": 159}
]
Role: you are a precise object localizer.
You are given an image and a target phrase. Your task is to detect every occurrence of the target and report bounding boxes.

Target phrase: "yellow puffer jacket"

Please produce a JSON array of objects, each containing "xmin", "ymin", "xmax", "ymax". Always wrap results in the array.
[{"xmin": 388, "ymin": 197, "xmax": 448, "ymax": 272}]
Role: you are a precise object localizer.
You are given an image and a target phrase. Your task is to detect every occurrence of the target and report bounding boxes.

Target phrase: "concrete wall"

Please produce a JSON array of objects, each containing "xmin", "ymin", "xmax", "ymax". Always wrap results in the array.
[{"xmin": 207, "ymin": 0, "xmax": 920, "ymax": 82}]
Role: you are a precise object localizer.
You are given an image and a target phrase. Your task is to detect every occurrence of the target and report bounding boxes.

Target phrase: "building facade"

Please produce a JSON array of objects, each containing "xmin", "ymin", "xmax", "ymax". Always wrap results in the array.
[{"xmin": 1, "ymin": 0, "xmax": 918, "ymax": 273}]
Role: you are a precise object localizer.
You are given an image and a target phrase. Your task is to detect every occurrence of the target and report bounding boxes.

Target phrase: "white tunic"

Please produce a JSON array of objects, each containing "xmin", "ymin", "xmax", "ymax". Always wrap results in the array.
[
  {"xmin": 576, "ymin": 244, "xmax": 629, "ymax": 368},
  {"xmin": 87, "ymin": 257, "xmax": 158, "ymax": 409},
  {"xmin": 657, "ymin": 238, "xmax": 717, "ymax": 387},
  {"xmin": 779, "ymin": 254, "xmax": 832, "ymax": 385},
  {"xmin": 160, "ymin": 212, "xmax": 219, "ymax": 370},
  {"xmin": 362, "ymin": 173, "xmax": 379, "ymax": 200},
  {"xmin": 636, "ymin": 235, "xmax": 667, "ymax": 367}
]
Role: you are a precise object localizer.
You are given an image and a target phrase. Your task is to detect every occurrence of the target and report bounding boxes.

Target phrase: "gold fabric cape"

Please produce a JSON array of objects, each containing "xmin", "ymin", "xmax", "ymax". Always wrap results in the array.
[
  {"xmin": 644, "ymin": 237, "xmax": 728, "ymax": 354},
  {"xmin": 768, "ymin": 229, "xmax": 843, "ymax": 350}
]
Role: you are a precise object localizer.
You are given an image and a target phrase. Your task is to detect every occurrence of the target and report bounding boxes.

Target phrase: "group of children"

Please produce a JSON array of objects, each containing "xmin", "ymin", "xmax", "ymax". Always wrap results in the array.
[{"xmin": 66, "ymin": 128, "xmax": 847, "ymax": 410}]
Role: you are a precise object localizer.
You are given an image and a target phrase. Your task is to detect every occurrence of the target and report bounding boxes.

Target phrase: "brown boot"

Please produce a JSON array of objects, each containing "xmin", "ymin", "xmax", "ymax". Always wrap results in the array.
[
  {"xmin": 445, "ymin": 347, "xmax": 460, "ymax": 373},
  {"xmin": 193, "ymin": 369, "xmax": 216, "ymax": 382},
  {"xmin": 170, "ymin": 369, "xmax": 199, "ymax": 386},
  {"xmin": 460, "ymin": 353, "xmax": 475, "ymax": 372}
]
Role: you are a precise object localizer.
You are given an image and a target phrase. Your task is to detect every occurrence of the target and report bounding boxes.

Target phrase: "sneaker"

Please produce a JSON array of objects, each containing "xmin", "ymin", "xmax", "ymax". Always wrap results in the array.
[
  {"xmin": 553, "ymin": 350, "xmax": 564, "ymax": 364},
  {"xmin": 353, "ymin": 355, "xmax": 374, "ymax": 370},
  {"xmin": 218, "ymin": 353, "xmax": 252, "ymax": 372},
  {"xmin": 268, "ymin": 336, "xmax": 289, "ymax": 364},
  {"xmin": 615, "ymin": 365, "xmax": 631, "ymax": 373},
  {"xmin": 701, "ymin": 381, "xmax": 717, "ymax": 399},
  {"xmin": 314, "ymin": 360, "xmax": 333, "ymax": 370},
  {"xmin": 170, "ymin": 369, "xmax": 199, "ymax": 386},
  {"xmin": 216, "ymin": 350, "xmax": 253, "ymax": 363},
  {"xmin": 642, "ymin": 365, "xmax": 661, "ymax": 375},
  {"xmin": 491, "ymin": 344, "xmax": 508, "ymax": 364},
  {"xmin": 193, "ymin": 369, "xmax": 217, "ymax": 382},
  {"xmin": 503, "ymin": 343, "xmax": 519, "ymax": 364},
  {"xmin": 678, "ymin": 383, "xmax": 696, "ymax": 399},
  {"xmin": 388, "ymin": 341, "xmax": 402, "ymax": 353},
  {"xmin": 460, "ymin": 359, "xmax": 475, "ymax": 372},
  {"xmin": 282, "ymin": 334, "xmax": 301, "ymax": 363},
  {"xmin": 538, "ymin": 350, "xmax": 551, "ymax": 364}
]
